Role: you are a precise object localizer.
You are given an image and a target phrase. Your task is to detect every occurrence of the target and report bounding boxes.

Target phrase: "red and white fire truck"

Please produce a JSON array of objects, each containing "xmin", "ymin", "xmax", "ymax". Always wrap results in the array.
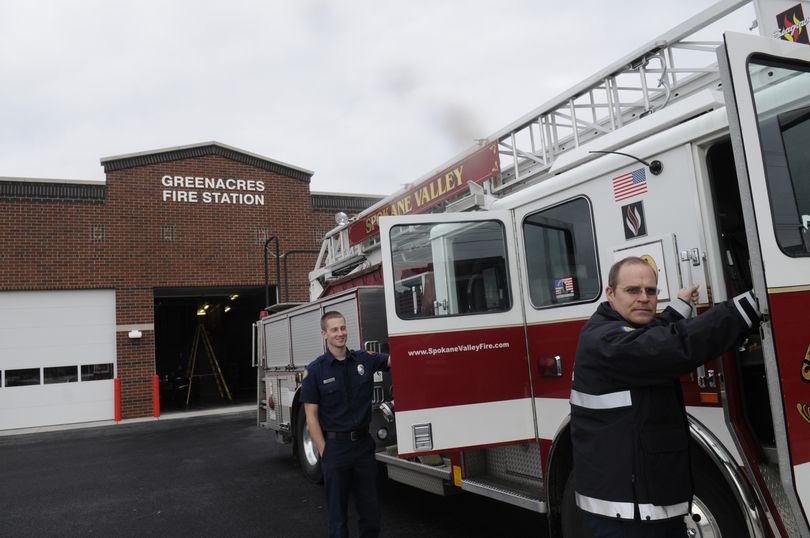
[{"xmin": 256, "ymin": 1, "xmax": 810, "ymax": 535}]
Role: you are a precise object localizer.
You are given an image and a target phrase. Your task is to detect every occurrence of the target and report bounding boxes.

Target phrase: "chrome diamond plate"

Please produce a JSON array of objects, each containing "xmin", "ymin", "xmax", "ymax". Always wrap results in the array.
[
  {"xmin": 485, "ymin": 442, "xmax": 543, "ymax": 489},
  {"xmin": 759, "ymin": 463, "xmax": 801, "ymax": 537}
]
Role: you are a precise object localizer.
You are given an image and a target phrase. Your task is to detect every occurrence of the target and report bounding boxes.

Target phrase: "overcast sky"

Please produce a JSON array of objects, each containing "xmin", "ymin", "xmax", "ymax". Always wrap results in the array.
[{"xmin": 0, "ymin": 1, "xmax": 755, "ymax": 196}]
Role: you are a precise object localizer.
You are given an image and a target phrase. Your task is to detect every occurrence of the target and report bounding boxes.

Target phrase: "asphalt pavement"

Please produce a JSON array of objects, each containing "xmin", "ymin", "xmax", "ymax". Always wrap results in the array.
[{"xmin": 0, "ymin": 410, "xmax": 546, "ymax": 537}]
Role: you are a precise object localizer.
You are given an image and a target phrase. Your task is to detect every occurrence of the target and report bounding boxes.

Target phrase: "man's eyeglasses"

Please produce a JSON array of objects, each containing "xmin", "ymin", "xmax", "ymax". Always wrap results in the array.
[{"xmin": 621, "ymin": 286, "xmax": 659, "ymax": 297}]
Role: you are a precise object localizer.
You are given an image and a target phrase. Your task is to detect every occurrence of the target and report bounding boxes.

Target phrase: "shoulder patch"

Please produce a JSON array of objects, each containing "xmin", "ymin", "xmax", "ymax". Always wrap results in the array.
[
  {"xmin": 302, "ymin": 368, "xmax": 308, "ymax": 379},
  {"xmin": 621, "ymin": 325, "xmax": 636, "ymax": 332}
]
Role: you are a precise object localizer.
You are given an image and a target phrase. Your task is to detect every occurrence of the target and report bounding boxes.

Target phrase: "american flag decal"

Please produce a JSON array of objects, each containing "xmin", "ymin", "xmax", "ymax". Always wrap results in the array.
[
  {"xmin": 555, "ymin": 277, "xmax": 574, "ymax": 296},
  {"xmin": 612, "ymin": 168, "xmax": 647, "ymax": 201}
]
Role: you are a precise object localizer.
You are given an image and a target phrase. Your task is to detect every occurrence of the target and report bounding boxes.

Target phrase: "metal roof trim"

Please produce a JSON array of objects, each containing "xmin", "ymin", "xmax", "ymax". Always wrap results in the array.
[{"xmin": 100, "ymin": 141, "xmax": 313, "ymax": 182}]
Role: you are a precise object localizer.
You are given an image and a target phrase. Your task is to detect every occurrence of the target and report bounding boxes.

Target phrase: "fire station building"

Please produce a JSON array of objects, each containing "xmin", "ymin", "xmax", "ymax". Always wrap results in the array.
[{"xmin": 0, "ymin": 142, "xmax": 379, "ymax": 431}]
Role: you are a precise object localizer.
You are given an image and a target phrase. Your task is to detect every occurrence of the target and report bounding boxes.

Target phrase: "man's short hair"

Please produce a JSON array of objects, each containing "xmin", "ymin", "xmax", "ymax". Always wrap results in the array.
[
  {"xmin": 608, "ymin": 257, "xmax": 657, "ymax": 288},
  {"xmin": 320, "ymin": 311, "xmax": 345, "ymax": 331}
]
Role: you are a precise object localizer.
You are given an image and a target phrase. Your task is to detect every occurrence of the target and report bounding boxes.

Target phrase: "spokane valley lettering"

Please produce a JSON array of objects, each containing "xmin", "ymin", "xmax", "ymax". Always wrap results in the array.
[
  {"xmin": 363, "ymin": 165, "xmax": 463, "ymax": 234},
  {"xmin": 160, "ymin": 175, "xmax": 266, "ymax": 206}
]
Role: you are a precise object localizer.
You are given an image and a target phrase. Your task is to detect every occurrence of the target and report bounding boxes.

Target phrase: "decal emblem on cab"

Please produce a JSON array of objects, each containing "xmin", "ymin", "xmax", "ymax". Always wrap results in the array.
[
  {"xmin": 798, "ymin": 403, "xmax": 810, "ymax": 424},
  {"xmin": 776, "ymin": 4, "xmax": 809, "ymax": 44},
  {"xmin": 622, "ymin": 201, "xmax": 647, "ymax": 240}
]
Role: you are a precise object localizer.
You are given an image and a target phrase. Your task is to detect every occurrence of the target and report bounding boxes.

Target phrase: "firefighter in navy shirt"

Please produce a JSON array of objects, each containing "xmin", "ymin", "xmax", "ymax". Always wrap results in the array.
[
  {"xmin": 571, "ymin": 256, "xmax": 760, "ymax": 537},
  {"xmin": 300, "ymin": 311, "xmax": 390, "ymax": 538}
]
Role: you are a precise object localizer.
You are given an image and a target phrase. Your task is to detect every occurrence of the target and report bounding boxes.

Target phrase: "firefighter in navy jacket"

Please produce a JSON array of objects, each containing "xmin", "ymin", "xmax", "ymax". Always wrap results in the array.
[
  {"xmin": 571, "ymin": 256, "xmax": 760, "ymax": 535},
  {"xmin": 301, "ymin": 310, "xmax": 390, "ymax": 538}
]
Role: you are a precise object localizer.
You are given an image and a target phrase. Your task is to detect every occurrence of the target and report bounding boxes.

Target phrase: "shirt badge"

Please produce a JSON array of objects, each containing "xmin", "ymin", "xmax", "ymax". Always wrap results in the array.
[
  {"xmin": 621, "ymin": 325, "xmax": 636, "ymax": 332},
  {"xmin": 357, "ymin": 364, "xmax": 365, "ymax": 376},
  {"xmin": 323, "ymin": 377, "xmax": 335, "ymax": 384}
]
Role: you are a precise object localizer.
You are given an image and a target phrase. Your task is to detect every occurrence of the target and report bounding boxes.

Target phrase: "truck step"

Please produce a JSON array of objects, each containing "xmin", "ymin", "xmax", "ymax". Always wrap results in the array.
[
  {"xmin": 461, "ymin": 475, "xmax": 546, "ymax": 513},
  {"xmin": 375, "ymin": 452, "xmax": 455, "ymax": 496}
]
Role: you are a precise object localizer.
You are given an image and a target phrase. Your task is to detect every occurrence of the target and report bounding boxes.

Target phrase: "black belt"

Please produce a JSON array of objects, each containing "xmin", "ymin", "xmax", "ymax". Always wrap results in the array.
[{"xmin": 325, "ymin": 430, "xmax": 365, "ymax": 441}]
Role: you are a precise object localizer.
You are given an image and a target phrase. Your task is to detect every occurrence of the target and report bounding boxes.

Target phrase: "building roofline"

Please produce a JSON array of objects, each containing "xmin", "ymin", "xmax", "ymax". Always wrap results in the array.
[
  {"xmin": 310, "ymin": 191, "xmax": 384, "ymax": 199},
  {"xmin": 0, "ymin": 175, "xmax": 105, "ymax": 186},
  {"xmin": 100, "ymin": 141, "xmax": 314, "ymax": 182}
]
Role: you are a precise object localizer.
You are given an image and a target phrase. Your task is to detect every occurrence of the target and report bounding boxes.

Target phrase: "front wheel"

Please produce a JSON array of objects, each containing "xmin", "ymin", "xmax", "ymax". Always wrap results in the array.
[
  {"xmin": 688, "ymin": 455, "xmax": 749, "ymax": 537},
  {"xmin": 560, "ymin": 462, "xmax": 749, "ymax": 538},
  {"xmin": 296, "ymin": 405, "xmax": 323, "ymax": 484}
]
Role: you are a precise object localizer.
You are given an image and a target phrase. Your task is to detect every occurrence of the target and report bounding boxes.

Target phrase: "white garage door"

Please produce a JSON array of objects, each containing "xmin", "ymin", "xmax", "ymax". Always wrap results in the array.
[{"xmin": 0, "ymin": 290, "xmax": 116, "ymax": 430}]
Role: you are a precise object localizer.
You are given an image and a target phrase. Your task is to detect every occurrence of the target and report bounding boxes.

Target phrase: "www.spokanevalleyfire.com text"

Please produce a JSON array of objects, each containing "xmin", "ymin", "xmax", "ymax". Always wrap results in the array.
[{"xmin": 407, "ymin": 342, "xmax": 510, "ymax": 357}]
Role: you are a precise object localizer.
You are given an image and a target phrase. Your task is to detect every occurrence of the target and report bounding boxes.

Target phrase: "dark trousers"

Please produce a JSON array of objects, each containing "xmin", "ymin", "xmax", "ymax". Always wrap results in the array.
[
  {"xmin": 584, "ymin": 512, "xmax": 687, "ymax": 537},
  {"xmin": 321, "ymin": 434, "xmax": 380, "ymax": 538}
]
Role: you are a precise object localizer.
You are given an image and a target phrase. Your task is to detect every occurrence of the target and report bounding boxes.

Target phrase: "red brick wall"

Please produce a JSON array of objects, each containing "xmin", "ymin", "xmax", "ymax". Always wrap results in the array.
[
  {"xmin": 117, "ymin": 330, "xmax": 155, "ymax": 418},
  {"xmin": 0, "ymin": 153, "xmax": 345, "ymax": 418}
]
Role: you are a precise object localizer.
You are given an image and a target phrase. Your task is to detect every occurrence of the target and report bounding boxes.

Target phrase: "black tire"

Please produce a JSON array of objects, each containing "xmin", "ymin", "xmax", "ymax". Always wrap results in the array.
[
  {"xmin": 296, "ymin": 405, "xmax": 323, "ymax": 484},
  {"xmin": 688, "ymin": 455, "xmax": 749, "ymax": 538},
  {"xmin": 561, "ymin": 471, "xmax": 594, "ymax": 538},
  {"xmin": 560, "ymin": 459, "xmax": 749, "ymax": 538}
]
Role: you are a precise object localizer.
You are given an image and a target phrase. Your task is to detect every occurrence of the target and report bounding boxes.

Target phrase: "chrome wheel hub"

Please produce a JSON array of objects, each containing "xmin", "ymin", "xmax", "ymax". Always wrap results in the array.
[
  {"xmin": 302, "ymin": 426, "xmax": 320, "ymax": 467},
  {"xmin": 686, "ymin": 495, "xmax": 722, "ymax": 538}
]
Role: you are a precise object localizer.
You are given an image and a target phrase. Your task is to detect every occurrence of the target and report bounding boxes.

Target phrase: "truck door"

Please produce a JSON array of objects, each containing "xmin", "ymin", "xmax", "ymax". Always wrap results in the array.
[
  {"xmin": 719, "ymin": 31, "xmax": 810, "ymax": 530},
  {"xmin": 379, "ymin": 211, "xmax": 534, "ymax": 457},
  {"xmin": 511, "ymin": 196, "xmax": 603, "ymax": 460}
]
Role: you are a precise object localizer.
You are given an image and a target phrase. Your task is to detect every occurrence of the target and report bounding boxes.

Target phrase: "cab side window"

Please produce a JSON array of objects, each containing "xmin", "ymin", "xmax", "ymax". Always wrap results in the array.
[
  {"xmin": 748, "ymin": 56, "xmax": 810, "ymax": 256},
  {"xmin": 390, "ymin": 220, "xmax": 511, "ymax": 319},
  {"xmin": 523, "ymin": 197, "xmax": 600, "ymax": 307}
]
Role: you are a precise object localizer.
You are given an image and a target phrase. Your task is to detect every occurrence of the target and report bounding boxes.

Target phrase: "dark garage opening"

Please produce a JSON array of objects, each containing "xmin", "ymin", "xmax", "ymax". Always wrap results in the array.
[{"xmin": 154, "ymin": 286, "xmax": 268, "ymax": 412}]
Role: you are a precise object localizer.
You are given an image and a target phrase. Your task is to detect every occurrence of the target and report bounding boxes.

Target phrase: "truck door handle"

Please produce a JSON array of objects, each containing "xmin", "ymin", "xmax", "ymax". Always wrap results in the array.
[{"xmin": 537, "ymin": 355, "xmax": 563, "ymax": 377}]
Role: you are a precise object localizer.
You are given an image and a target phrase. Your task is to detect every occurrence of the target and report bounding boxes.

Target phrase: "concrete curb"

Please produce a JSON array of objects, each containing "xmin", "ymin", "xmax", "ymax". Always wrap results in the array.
[{"xmin": 0, "ymin": 404, "xmax": 255, "ymax": 437}]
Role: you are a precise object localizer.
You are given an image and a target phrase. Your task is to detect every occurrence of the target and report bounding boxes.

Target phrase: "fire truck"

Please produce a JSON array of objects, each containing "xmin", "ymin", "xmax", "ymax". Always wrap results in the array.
[{"xmin": 255, "ymin": 1, "xmax": 810, "ymax": 535}]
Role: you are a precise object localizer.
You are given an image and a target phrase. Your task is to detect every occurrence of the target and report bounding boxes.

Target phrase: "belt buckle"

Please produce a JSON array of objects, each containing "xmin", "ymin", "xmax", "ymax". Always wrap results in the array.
[{"xmin": 350, "ymin": 431, "xmax": 360, "ymax": 441}]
